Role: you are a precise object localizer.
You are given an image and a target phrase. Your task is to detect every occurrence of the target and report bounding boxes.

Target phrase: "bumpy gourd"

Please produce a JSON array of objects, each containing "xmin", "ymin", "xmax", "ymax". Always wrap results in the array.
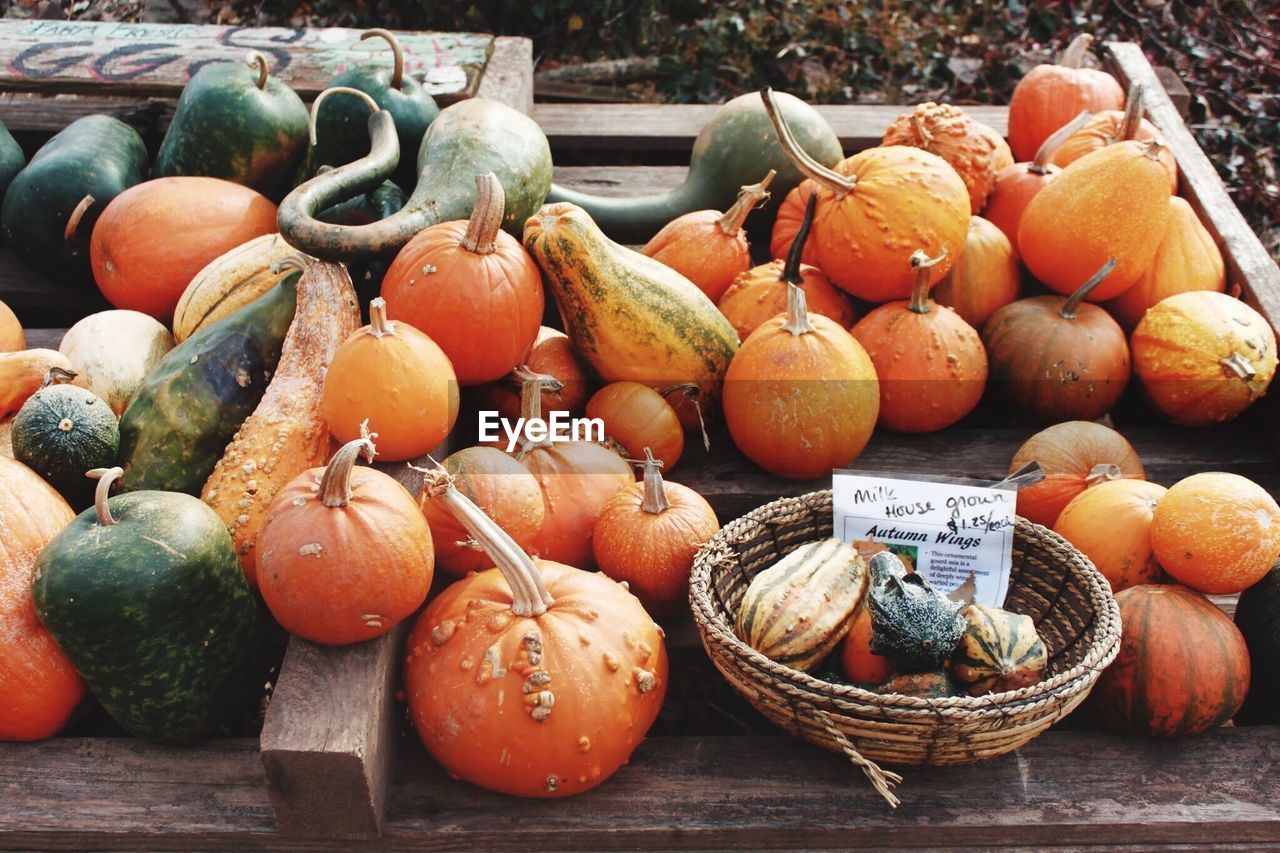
[
  {"xmin": 735, "ymin": 538, "xmax": 870, "ymax": 672},
  {"xmin": 867, "ymin": 569, "xmax": 965, "ymax": 672},
  {"xmin": 881, "ymin": 102, "xmax": 1013, "ymax": 211},
  {"xmin": 949, "ymin": 604, "xmax": 1048, "ymax": 696}
]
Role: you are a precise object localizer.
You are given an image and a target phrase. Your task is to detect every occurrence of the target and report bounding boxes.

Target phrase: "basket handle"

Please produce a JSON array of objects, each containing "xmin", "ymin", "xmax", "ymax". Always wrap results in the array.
[{"xmin": 804, "ymin": 704, "xmax": 903, "ymax": 808}]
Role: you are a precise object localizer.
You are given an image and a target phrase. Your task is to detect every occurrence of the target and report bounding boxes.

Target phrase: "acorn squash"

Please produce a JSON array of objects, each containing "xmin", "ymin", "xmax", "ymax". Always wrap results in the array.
[
  {"xmin": 11, "ymin": 382, "xmax": 119, "ymax": 510},
  {"xmin": 949, "ymin": 603, "xmax": 1048, "ymax": 696}
]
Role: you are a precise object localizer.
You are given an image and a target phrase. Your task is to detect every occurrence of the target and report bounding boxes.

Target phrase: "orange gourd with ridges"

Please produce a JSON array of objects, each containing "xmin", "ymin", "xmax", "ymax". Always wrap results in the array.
[
  {"xmin": 881, "ymin": 102, "xmax": 1013, "ymax": 211},
  {"xmin": 1008, "ymin": 420, "xmax": 1144, "ymax": 528},
  {"xmin": 931, "ymin": 216, "xmax": 1020, "ymax": 330},
  {"xmin": 1007, "ymin": 34, "xmax": 1125, "ymax": 161}
]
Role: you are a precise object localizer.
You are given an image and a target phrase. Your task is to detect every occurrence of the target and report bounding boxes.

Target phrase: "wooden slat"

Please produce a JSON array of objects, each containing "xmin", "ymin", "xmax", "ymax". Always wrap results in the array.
[
  {"xmin": 476, "ymin": 36, "xmax": 534, "ymax": 115},
  {"xmin": 554, "ymin": 164, "xmax": 686, "ymax": 196},
  {"xmin": 0, "ymin": 252, "xmax": 110, "ymax": 329}
]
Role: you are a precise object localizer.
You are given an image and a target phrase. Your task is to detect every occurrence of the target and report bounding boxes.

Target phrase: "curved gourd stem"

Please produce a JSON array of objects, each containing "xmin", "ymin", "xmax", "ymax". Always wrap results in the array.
[
  {"xmin": 1118, "ymin": 84, "xmax": 1144, "ymax": 142},
  {"xmin": 361, "ymin": 28, "xmax": 405, "ymax": 90},
  {"xmin": 782, "ymin": 282, "xmax": 814, "ymax": 336},
  {"xmin": 420, "ymin": 466, "xmax": 553, "ymax": 615},
  {"xmin": 1221, "ymin": 352, "xmax": 1258, "ymax": 381},
  {"xmin": 906, "ymin": 248, "xmax": 947, "ymax": 315},
  {"xmin": 640, "ymin": 448, "xmax": 671, "ymax": 515},
  {"xmin": 367, "ymin": 297, "xmax": 396, "ymax": 339},
  {"xmin": 87, "ymin": 467, "xmax": 122, "ymax": 527},
  {"xmin": 1085, "ymin": 463, "xmax": 1122, "ymax": 487},
  {"xmin": 1059, "ymin": 33, "xmax": 1094, "ymax": 69},
  {"xmin": 461, "ymin": 173, "xmax": 504, "ymax": 255},
  {"xmin": 40, "ymin": 366, "xmax": 78, "ymax": 388},
  {"xmin": 309, "ymin": 86, "xmax": 381, "ymax": 148},
  {"xmin": 1058, "ymin": 258, "xmax": 1117, "ymax": 320},
  {"xmin": 319, "ymin": 437, "xmax": 377, "ymax": 508},
  {"xmin": 515, "ymin": 368, "xmax": 564, "ymax": 455},
  {"xmin": 781, "ymin": 192, "xmax": 817, "ymax": 286},
  {"xmin": 246, "ymin": 51, "xmax": 269, "ymax": 90},
  {"xmin": 1030, "ymin": 110, "xmax": 1093, "ymax": 174},
  {"xmin": 659, "ymin": 383, "xmax": 710, "ymax": 452},
  {"xmin": 64, "ymin": 195, "xmax": 94, "ymax": 243},
  {"xmin": 717, "ymin": 170, "xmax": 775, "ymax": 235},
  {"xmin": 761, "ymin": 87, "xmax": 856, "ymax": 197}
]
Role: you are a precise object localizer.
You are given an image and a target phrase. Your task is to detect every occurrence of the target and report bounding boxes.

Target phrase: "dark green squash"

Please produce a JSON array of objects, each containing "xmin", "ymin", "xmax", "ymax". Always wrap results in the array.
[
  {"xmin": 116, "ymin": 274, "xmax": 298, "ymax": 494},
  {"xmin": 318, "ymin": 178, "xmax": 407, "ymax": 226},
  {"xmin": 279, "ymin": 97, "xmax": 552, "ymax": 262},
  {"xmin": 0, "ymin": 119, "xmax": 24, "ymax": 206},
  {"xmin": 1236, "ymin": 560, "xmax": 1280, "ymax": 725},
  {"xmin": 310, "ymin": 29, "xmax": 439, "ymax": 190},
  {"xmin": 867, "ymin": 563, "xmax": 966, "ymax": 672},
  {"xmin": 11, "ymin": 370, "xmax": 119, "ymax": 510},
  {"xmin": 0, "ymin": 115, "xmax": 147, "ymax": 286},
  {"xmin": 546, "ymin": 90, "xmax": 843, "ymax": 244},
  {"xmin": 32, "ymin": 468, "xmax": 260, "ymax": 740},
  {"xmin": 154, "ymin": 52, "xmax": 309, "ymax": 202}
]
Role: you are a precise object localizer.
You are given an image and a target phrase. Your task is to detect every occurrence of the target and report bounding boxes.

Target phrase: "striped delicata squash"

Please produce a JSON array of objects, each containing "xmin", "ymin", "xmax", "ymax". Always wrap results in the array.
[
  {"xmin": 172, "ymin": 233, "xmax": 305, "ymax": 343},
  {"xmin": 949, "ymin": 603, "xmax": 1048, "ymax": 696},
  {"xmin": 734, "ymin": 538, "xmax": 869, "ymax": 672}
]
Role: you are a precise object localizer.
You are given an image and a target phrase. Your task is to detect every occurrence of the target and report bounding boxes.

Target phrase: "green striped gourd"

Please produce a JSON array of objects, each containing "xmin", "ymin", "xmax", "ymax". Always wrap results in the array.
[
  {"xmin": 734, "ymin": 538, "xmax": 869, "ymax": 672},
  {"xmin": 949, "ymin": 603, "xmax": 1048, "ymax": 696}
]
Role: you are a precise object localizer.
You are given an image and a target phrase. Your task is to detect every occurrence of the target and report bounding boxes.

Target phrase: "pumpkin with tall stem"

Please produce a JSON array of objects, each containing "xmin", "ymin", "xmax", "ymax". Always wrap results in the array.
[{"xmin": 1052, "ymin": 84, "xmax": 1177, "ymax": 190}]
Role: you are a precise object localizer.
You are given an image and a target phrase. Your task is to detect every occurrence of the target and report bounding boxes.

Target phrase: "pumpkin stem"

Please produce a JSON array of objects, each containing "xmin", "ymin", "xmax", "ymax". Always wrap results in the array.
[
  {"xmin": 460, "ymin": 173, "xmax": 505, "ymax": 255},
  {"xmin": 639, "ymin": 447, "xmax": 671, "ymax": 515},
  {"xmin": 659, "ymin": 383, "xmax": 710, "ymax": 452},
  {"xmin": 319, "ymin": 436, "xmax": 378, "ymax": 508},
  {"xmin": 245, "ymin": 50, "xmax": 269, "ymax": 90},
  {"xmin": 361, "ymin": 28, "xmax": 405, "ymax": 90},
  {"xmin": 716, "ymin": 170, "xmax": 775, "ymax": 236},
  {"xmin": 63, "ymin": 195, "xmax": 94, "ymax": 244},
  {"xmin": 760, "ymin": 87, "xmax": 856, "ymax": 197},
  {"xmin": 781, "ymin": 191, "xmax": 818, "ymax": 286},
  {"xmin": 419, "ymin": 466, "xmax": 553, "ymax": 616},
  {"xmin": 907, "ymin": 248, "xmax": 947, "ymax": 315},
  {"xmin": 1031, "ymin": 110, "xmax": 1093, "ymax": 173},
  {"xmin": 367, "ymin": 297, "xmax": 396, "ymax": 338},
  {"xmin": 40, "ymin": 366, "xmax": 78, "ymax": 389},
  {"xmin": 1118, "ymin": 84, "xmax": 1145, "ymax": 142},
  {"xmin": 309, "ymin": 85, "xmax": 381, "ymax": 148},
  {"xmin": 1220, "ymin": 352, "xmax": 1258, "ymax": 381},
  {"xmin": 87, "ymin": 467, "xmax": 122, "ymax": 527},
  {"xmin": 1085, "ymin": 463, "xmax": 1123, "ymax": 488},
  {"xmin": 782, "ymin": 282, "xmax": 815, "ymax": 336},
  {"xmin": 515, "ymin": 368, "xmax": 564, "ymax": 454},
  {"xmin": 1140, "ymin": 138, "xmax": 1167, "ymax": 161},
  {"xmin": 1059, "ymin": 258, "xmax": 1117, "ymax": 319},
  {"xmin": 1059, "ymin": 33, "xmax": 1094, "ymax": 69}
]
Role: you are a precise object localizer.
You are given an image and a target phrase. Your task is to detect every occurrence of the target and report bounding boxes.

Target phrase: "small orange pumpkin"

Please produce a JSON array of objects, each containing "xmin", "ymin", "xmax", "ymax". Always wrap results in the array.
[
  {"xmin": 1051, "ymin": 84, "xmax": 1177, "ymax": 191},
  {"xmin": 1053, "ymin": 479, "xmax": 1167, "ymax": 592},
  {"xmin": 931, "ymin": 215, "xmax": 1021, "ymax": 332},
  {"xmin": 881, "ymin": 102, "xmax": 1014, "ymax": 212},
  {"xmin": 851, "ymin": 249, "xmax": 987, "ymax": 433},
  {"xmin": 592, "ymin": 449, "xmax": 719, "ymax": 619},
  {"xmin": 1009, "ymin": 420, "xmax": 1145, "ymax": 528},
  {"xmin": 769, "ymin": 178, "xmax": 820, "ymax": 267},
  {"xmin": 840, "ymin": 607, "xmax": 893, "ymax": 685},
  {"xmin": 321, "ymin": 297, "xmax": 459, "ymax": 462},
  {"xmin": 0, "ymin": 300, "xmax": 23, "ymax": 353},
  {"xmin": 642, "ymin": 172, "xmax": 774, "ymax": 303},
  {"xmin": 477, "ymin": 327, "xmax": 593, "ymax": 422},
  {"xmin": 586, "ymin": 381, "xmax": 684, "ymax": 472}
]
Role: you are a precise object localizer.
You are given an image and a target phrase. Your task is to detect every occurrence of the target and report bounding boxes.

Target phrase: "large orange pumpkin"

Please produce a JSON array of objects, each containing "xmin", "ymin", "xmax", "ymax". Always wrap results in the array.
[
  {"xmin": 1106, "ymin": 197, "xmax": 1225, "ymax": 331},
  {"xmin": 642, "ymin": 171, "xmax": 774, "ymax": 303},
  {"xmin": 1131, "ymin": 291, "xmax": 1277, "ymax": 426},
  {"xmin": 1090, "ymin": 584, "xmax": 1250, "ymax": 737},
  {"xmin": 851, "ymin": 249, "xmax": 987, "ymax": 433},
  {"xmin": 0, "ymin": 300, "xmax": 22, "ymax": 353},
  {"xmin": 1009, "ymin": 420, "xmax": 1145, "ymax": 528},
  {"xmin": 477, "ymin": 328, "xmax": 593, "ymax": 422},
  {"xmin": 406, "ymin": 468, "xmax": 667, "ymax": 797},
  {"xmin": 380, "ymin": 173, "xmax": 543, "ymax": 386},
  {"xmin": 881, "ymin": 102, "xmax": 1014, "ymax": 211},
  {"xmin": 1007, "ymin": 33, "xmax": 1126, "ymax": 161},
  {"xmin": 586, "ymin": 382, "xmax": 684, "ymax": 472},
  {"xmin": 1151, "ymin": 472, "xmax": 1280, "ymax": 595},
  {"xmin": 931, "ymin": 215, "xmax": 1021, "ymax": 330},
  {"xmin": 981, "ymin": 260, "xmax": 1130, "ymax": 423},
  {"xmin": 257, "ymin": 436, "xmax": 434, "ymax": 645},
  {"xmin": 769, "ymin": 178, "xmax": 820, "ymax": 267},
  {"xmin": 1051, "ymin": 84, "xmax": 1177, "ymax": 191},
  {"xmin": 89, "ymin": 177, "xmax": 278, "ymax": 322},
  {"xmin": 592, "ymin": 449, "xmax": 719, "ymax": 619},
  {"xmin": 0, "ymin": 456, "xmax": 86, "ymax": 740},
  {"xmin": 762, "ymin": 88, "xmax": 970, "ymax": 302},
  {"xmin": 1053, "ymin": 478, "xmax": 1167, "ymax": 592},
  {"xmin": 1019, "ymin": 140, "xmax": 1172, "ymax": 301},
  {"xmin": 321, "ymin": 298, "xmax": 459, "ymax": 462}
]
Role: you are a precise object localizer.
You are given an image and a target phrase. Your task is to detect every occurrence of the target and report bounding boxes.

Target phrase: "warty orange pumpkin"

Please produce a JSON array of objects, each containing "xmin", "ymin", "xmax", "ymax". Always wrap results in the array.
[
  {"xmin": 1051, "ymin": 84, "xmax": 1177, "ymax": 191},
  {"xmin": 1008, "ymin": 420, "xmax": 1145, "ymax": 528},
  {"xmin": 881, "ymin": 101, "xmax": 1014, "ymax": 211}
]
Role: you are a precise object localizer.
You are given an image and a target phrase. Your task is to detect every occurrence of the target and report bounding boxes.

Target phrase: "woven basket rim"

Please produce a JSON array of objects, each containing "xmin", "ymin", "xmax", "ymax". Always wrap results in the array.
[{"xmin": 690, "ymin": 489, "xmax": 1123, "ymax": 714}]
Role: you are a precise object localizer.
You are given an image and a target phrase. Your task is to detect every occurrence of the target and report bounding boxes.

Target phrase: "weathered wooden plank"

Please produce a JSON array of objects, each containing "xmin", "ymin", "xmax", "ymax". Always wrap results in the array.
[
  {"xmin": 0, "ymin": 252, "xmax": 110, "ymax": 328},
  {"xmin": 553, "ymin": 164, "xmax": 686, "ymax": 196},
  {"xmin": 476, "ymin": 36, "xmax": 534, "ymax": 115}
]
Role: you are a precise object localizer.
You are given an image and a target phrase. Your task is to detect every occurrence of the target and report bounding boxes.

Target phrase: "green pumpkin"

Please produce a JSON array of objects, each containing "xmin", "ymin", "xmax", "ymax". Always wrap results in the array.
[
  {"xmin": 116, "ymin": 274, "xmax": 298, "ymax": 495},
  {"xmin": 11, "ymin": 381, "xmax": 119, "ymax": 510},
  {"xmin": 1, "ymin": 115, "xmax": 147, "ymax": 285},
  {"xmin": 1236, "ymin": 561, "xmax": 1280, "ymax": 725},
  {"xmin": 32, "ymin": 469, "xmax": 261, "ymax": 740},
  {"xmin": 154, "ymin": 53, "xmax": 308, "ymax": 202},
  {"xmin": 0, "ymin": 119, "xmax": 25, "ymax": 206}
]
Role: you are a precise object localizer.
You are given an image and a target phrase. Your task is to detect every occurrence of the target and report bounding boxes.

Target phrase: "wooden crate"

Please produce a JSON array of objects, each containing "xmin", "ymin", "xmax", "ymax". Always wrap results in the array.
[{"xmin": 2, "ymin": 39, "xmax": 1279, "ymax": 850}]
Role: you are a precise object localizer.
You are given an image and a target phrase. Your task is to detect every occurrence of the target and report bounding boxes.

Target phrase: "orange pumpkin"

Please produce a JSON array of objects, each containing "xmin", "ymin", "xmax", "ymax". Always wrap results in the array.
[
  {"xmin": 1019, "ymin": 140, "xmax": 1172, "ymax": 301},
  {"xmin": 840, "ymin": 607, "xmax": 893, "ymax": 685},
  {"xmin": 406, "ymin": 467, "xmax": 667, "ymax": 797},
  {"xmin": 769, "ymin": 178, "xmax": 820, "ymax": 267},
  {"xmin": 0, "ymin": 300, "xmax": 22, "ymax": 352},
  {"xmin": 1090, "ymin": 584, "xmax": 1250, "ymax": 737},
  {"xmin": 1106, "ymin": 197, "xmax": 1225, "ymax": 330},
  {"xmin": 89, "ymin": 177, "xmax": 278, "ymax": 322},
  {"xmin": 0, "ymin": 456, "xmax": 86, "ymax": 740},
  {"xmin": 643, "ymin": 171, "xmax": 774, "ymax": 303},
  {"xmin": 1151, "ymin": 472, "xmax": 1280, "ymax": 595},
  {"xmin": 1132, "ymin": 291, "xmax": 1277, "ymax": 426},
  {"xmin": 851, "ymin": 249, "xmax": 987, "ymax": 433},
  {"xmin": 981, "ymin": 260, "xmax": 1130, "ymax": 423},
  {"xmin": 763, "ymin": 88, "xmax": 970, "ymax": 302},
  {"xmin": 723, "ymin": 280, "xmax": 880, "ymax": 479},
  {"xmin": 1053, "ymin": 479, "xmax": 1167, "ymax": 592},
  {"xmin": 586, "ymin": 382, "xmax": 684, "ymax": 472},
  {"xmin": 1051, "ymin": 84, "xmax": 1177, "ymax": 190},
  {"xmin": 881, "ymin": 102, "xmax": 1014, "ymax": 211},
  {"xmin": 593, "ymin": 449, "xmax": 719, "ymax": 618},
  {"xmin": 321, "ymin": 298, "xmax": 459, "ymax": 462},
  {"xmin": 381, "ymin": 173, "xmax": 543, "ymax": 385},
  {"xmin": 477, "ymin": 327, "xmax": 593, "ymax": 422},
  {"xmin": 1007, "ymin": 33, "xmax": 1125, "ymax": 161},
  {"xmin": 1008, "ymin": 420, "xmax": 1145, "ymax": 528},
  {"xmin": 257, "ymin": 436, "xmax": 434, "ymax": 645},
  {"xmin": 932, "ymin": 216, "xmax": 1021, "ymax": 329}
]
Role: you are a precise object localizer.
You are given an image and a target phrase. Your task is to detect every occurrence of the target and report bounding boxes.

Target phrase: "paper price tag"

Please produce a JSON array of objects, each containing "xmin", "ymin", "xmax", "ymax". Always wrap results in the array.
[{"xmin": 832, "ymin": 471, "xmax": 1017, "ymax": 607}]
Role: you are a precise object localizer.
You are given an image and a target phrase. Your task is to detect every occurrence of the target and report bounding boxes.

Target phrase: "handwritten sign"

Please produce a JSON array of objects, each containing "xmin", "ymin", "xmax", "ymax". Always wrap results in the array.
[{"xmin": 833, "ymin": 471, "xmax": 1016, "ymax": 607}]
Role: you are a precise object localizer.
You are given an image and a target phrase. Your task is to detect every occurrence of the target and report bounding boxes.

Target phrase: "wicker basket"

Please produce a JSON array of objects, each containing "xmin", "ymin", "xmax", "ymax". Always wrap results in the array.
[{"xmin": 689, "ymin": 489, "xmax": 1122, "ymax": 806}]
